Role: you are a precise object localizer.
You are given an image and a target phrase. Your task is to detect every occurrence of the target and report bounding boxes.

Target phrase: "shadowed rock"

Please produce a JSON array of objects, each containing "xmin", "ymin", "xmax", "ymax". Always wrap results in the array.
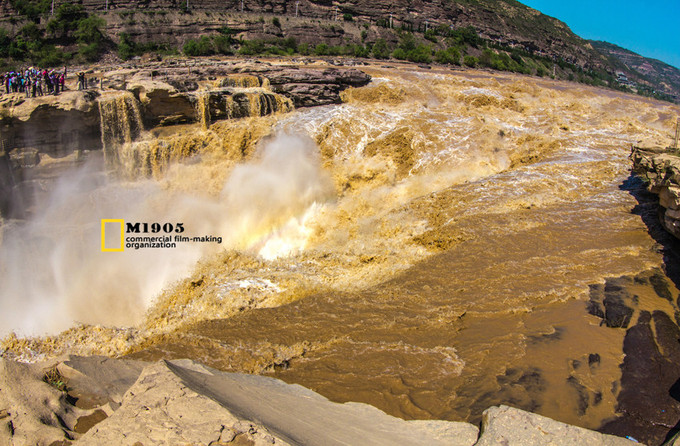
[{"xmin": 599, "ymin": 311, "xmax": 680, "ymax": 445}]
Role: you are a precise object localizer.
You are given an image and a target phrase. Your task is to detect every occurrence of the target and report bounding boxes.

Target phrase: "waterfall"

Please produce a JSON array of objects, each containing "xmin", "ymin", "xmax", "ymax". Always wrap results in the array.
[
  {"xmin": 98, "ymin": 92, "xmax": 144, "ymax": 168},
  {"xmin": 195, "ymin": 92, "xmax": 211, "ymax": 130}
]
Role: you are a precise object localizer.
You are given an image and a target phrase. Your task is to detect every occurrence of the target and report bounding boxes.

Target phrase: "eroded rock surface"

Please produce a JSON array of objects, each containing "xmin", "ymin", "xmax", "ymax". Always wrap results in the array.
[
  {"xmin": 631, "ymin": 146, "xmax": 680, "ymax": 239},
  {"xmin": 0, "ymin": 355, "xmax": 645, "ymax": 446}
]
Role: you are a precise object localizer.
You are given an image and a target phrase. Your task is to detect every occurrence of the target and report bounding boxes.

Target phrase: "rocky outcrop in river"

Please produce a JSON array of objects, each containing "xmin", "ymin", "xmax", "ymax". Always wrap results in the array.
[{"xmin": 631, "ymin": 146, "xmax": 680, "ymax": 238}]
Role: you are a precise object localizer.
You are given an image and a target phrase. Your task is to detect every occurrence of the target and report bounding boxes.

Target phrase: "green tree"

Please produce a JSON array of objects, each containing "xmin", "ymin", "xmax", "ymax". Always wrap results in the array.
[
  {"xmin": 372, "ymin": 38, "xmax": 389, "ymax": 59},
  {"xmin": 398, "ymin": 32, "xmax": 417, "ymax": 52},
  {"xmin": 314, "ymin": 43, "xmax": 329, "ymax": 56},
  {"xmin": 118, "ymin": 32, "xmax": 135, "ymax": 60},
  {"xmin": 406, "ymin": 44, "xmax": 431, "ymax": 63},
  {"xmin": 74, "ymin": 15, "xmax": 106, "ymax": 45},
  {"xmin": 213, "ymin": 34, "xmax": 233, "ymax": 55},
  {"xmin": 0, "ymin": 28, "xmax": 11, "ymax": 58},
  {"xmin": 434, "ymin": 47, "xmax": 460, "ymax": 65},
  {"xmin": 19, "ymin": 22, "xmax": 43, "ymax": 41},
  {"xmin": 47, "ymin": 3, "xmax": 87, "ymax": 39}
]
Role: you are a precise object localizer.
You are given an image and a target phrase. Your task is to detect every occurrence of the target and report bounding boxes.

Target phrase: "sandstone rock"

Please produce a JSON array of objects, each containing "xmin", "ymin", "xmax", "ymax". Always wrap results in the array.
[
  {"xmin": 0, "ymin": 358, "xmax": 87, "ymax": 446},
  {"xmin": 631, "ymin": 147, "xmax": 680, "ymax": 239},
  {"xmin": 659, "ymin": 186, "xmax": 680, "ymax": 210},
  {"xmin": 57, "ymin": 355, "xmax": 147, "ymax": 408},
  {"xmin": 0, "ymin": 90, "xmax": 103, "ymax": 158},
  {"xmin": 79, "ymin": 358, "xmax": 479, "ymax": 446},
  {"xmin": 267, "ymin": 67, "xmax": 372, "ymax": 107},
  {"xmin": 475, "ymin": 405, "xmax": 638, "ymax": 445}
]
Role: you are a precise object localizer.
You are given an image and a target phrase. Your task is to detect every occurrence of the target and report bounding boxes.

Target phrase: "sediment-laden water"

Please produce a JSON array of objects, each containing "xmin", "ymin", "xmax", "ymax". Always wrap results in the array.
[{"xmin": 2, "ymin": 64, "xmax": 679, "ymax": 437}]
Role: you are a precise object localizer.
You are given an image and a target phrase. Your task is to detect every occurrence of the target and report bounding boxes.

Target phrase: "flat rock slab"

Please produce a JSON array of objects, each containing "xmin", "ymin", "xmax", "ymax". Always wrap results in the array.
[
  {"xmin": 58, "ymin": 355, "xmax": 147, "ymax": 407},
  {"xmin": 80, "ymin": 358, "xmax": 480, "ymax": 446},
  {"xmin": 475, "ymin": 405, "xmax": 639, "ymax": 446}
]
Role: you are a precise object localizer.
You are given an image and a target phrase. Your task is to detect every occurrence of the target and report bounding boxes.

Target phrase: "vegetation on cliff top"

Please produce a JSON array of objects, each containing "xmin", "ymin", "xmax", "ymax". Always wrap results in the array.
[{"xmin": 0, "ymin": 0, "xmax": 677, "ymax": 103}]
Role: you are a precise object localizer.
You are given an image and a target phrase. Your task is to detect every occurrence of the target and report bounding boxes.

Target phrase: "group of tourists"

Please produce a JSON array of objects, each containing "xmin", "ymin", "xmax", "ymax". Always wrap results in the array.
[{"xmin": 2, "ymin": 67, "xmax": 69, "ymax": 98}]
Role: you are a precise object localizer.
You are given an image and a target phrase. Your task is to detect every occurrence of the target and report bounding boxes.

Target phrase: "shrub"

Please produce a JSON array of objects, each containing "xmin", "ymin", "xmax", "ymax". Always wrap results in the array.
[
  {"xmin": 392, "ymin": 48, "xmax": 407, "ymax": 60},
  {"xmin": 424, "ymin": 29, "xmax": 438, "ymax": 43},
  {"xmin": 463, "ymin": 55, "xmax": 478, "ymax": 67},
  {"xmin": 237, "ymin": 39, "xmax": 265, "ymax": 55},
  {"xmin": 213, "ymin": 34, "xmax": 233, "ymax": 55},
  {"xmin": 343, "ymin": 13, "xmax": 353, "ymax": 21},
  {"xmin": 74, "ymin": 15, "xmax": 106, "ymax": 45},
  {"xmin": 372, "ymin": 38, "xmax": 389, "ymax": 59},
  {"xmin": 314, "ymin": 43, "xmax": 329, "ymax": 56},
  {"xmin": 298, "ymin": 42, "xmax": 310, "ymax": 55},
  {"xmin": 406, "ymin": 44, "xmax": 431, "ymax": 63},
  {"xmin": 78, "ymin": 42, "xmax": 100, "ymax": 61},
  {"xmin": 434, "ymin": 47, "xmax": 461, "ymax": 65},
  {"xmin": 118, "ymin": 33, "xmax": 135, "ymax": 60},
  {"xmin": 398, "ymin": 32, "xmax": 417, "ymax": 52},
  {"xmin": 183, "ymin": 36, "xmax": 216, "ymax": 57},
  {"xmin": 272, "ymin": 17, "xmax": 281, "ymax": 28}
]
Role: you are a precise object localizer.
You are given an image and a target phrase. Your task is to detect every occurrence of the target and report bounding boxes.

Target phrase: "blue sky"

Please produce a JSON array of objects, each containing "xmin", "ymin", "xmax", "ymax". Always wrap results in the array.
[{"xmin": 519, "ymin": 0, "xmax": 680, "ymax": 69}]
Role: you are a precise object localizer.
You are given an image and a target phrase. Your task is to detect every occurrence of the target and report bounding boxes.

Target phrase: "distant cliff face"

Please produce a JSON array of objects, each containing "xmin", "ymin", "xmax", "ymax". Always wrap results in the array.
[
  {"xmin": 0, "ymin": 0, "xmax": 607, "ymax": 70},
  {"xmin": 591, "ymin": 40, "xmax": 680, "ymax": 100},
  {"xmin": 1, "ymin": 0, "xmax": 678, "ymax": 98}
]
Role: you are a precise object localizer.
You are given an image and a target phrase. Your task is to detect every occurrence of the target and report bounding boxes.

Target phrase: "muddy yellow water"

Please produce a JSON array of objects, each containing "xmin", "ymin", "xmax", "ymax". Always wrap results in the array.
[{"xmin": 4, "ymin": 64, "xmax": 680, "ymax": 431}]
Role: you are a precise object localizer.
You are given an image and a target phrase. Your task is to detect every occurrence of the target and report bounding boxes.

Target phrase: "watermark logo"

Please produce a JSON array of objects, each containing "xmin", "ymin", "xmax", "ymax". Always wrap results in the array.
[
  {"xmin": 101, "ymin": 219, "xmax": 125, "ymax": 252},
  {"xmin": 101, "ymin": 220, "xmax": 222, "ymax": 252}
]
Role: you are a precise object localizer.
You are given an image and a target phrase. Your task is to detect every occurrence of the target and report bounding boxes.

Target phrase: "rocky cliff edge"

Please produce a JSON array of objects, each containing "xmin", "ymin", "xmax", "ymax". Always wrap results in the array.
[
  {"xmin": 0, "ymin": 355, "xmax": 641, "ymax": 446},
  {"xmin": 631, "ymin": 146, "xmax": 680, "ymax": 239}
]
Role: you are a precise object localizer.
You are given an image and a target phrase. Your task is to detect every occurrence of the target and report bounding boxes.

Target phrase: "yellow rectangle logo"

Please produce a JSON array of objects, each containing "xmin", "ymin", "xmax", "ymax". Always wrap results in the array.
[{"xmin": 101, "ymin": 219, "xmax": 125, "ymax": 252}]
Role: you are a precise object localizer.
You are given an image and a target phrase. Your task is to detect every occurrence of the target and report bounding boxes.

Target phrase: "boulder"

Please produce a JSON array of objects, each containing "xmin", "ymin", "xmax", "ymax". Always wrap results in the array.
[{"xmin": 475, "ymin": 405, "xmax": 637, "ymax": 446}]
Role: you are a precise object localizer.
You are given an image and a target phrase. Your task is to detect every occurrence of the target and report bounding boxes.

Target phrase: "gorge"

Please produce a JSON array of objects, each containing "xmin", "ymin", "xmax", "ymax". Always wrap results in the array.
[{"xmin": 1, "ymin": 58, "xmax": 680, "ymax": 445}]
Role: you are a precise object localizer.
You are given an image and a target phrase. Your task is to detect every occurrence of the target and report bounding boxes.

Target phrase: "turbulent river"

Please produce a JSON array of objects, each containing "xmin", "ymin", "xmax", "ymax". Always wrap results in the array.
[{"xmin": 2, "ymin": 64, "xmax": 680, "ymax": 436}]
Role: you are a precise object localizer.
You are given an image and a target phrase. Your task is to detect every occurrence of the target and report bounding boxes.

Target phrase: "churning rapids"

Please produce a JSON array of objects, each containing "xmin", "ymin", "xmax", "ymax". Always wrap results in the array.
[{"xmin": 2, "ymin": 63, "xmax": 680, "ymax": 434}]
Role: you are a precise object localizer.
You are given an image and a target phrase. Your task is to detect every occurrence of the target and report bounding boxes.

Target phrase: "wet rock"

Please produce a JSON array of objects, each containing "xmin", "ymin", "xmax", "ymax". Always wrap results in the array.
[
  {"xmin": 588, "ymin": 353, "xmax": 601, "ymax": 368},
  {"xmin": 649, "ymin": 270, "xmax": 674, "ymax": 301},
  {"xmin": 602, "ymin": 294, "xmax": 634, "ymax": 328},
  {"xmin": 468, "ymin": 367, "xmax": 547, "ymax": 417},
  {"xmin": 567, "ymin": 376, "xmax": 590, "ymax": 416},
  {"xmin": 599, "ymin": 311, "xmax": 680, "ymax": 445},
  {"xmin": 587, "ymin": 278, "xmax": 636, "ymax": 328}
]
